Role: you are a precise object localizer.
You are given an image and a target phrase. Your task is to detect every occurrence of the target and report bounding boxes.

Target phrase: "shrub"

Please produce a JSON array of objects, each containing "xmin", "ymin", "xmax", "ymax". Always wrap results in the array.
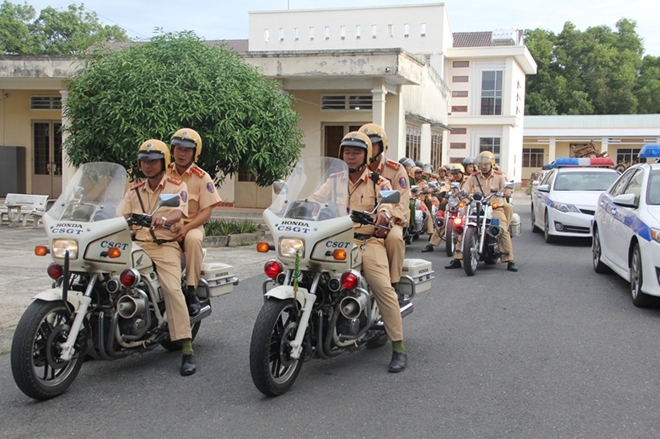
[{"xmin": 204, "ymin": 219, "xmax": 257, "ymax": 236}]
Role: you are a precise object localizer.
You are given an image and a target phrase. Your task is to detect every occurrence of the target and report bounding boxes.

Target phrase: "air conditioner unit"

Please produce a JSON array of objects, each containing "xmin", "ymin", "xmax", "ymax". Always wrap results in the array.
[{"xmin": 492, "ymin": 29, "xmax": 517, "ymax": 46}]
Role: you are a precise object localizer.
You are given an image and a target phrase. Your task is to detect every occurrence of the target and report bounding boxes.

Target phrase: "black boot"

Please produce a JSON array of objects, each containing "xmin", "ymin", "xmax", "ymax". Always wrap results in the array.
[
  {"xmin": 421, "ymin": 244, "xmax": 434, "ymax": 253},
  {"xmin": 180, "ymin": 354, "xmax": 196, "ymax": 376},
  {"xmin": 185, "ymin": 294, "xmax": 201, "ymax": 317},
  {"xmin": 445, "ymin": 259, "xmax": 462, "ymax": 269},
  {"xmin": 507, "ymin": 262, "xmax": 519, "ymax": 272},
  {"xmin": 388, "ymin": 351, "xmax": 408, "ymax": 373}
]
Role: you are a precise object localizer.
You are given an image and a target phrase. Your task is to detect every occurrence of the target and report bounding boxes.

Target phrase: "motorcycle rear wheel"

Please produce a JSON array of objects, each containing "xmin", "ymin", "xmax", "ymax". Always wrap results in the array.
[
  {"xmin": 160, "ymin": 321, "xmax": 201, "ymax": 351},
  {"xmin": 250, "ymin": 298, "xmax": 303, "ymax": 397},
  {"xmin": 11, "ymin": 300, "xmax": 84, "ymax": 400},
  {"xmin": 445, "ymin": 225, "xmax": 454, "ymax": 257},
  {"xmin": 463, "ymin": 227, "xmax": 479, "ymax": 276}
]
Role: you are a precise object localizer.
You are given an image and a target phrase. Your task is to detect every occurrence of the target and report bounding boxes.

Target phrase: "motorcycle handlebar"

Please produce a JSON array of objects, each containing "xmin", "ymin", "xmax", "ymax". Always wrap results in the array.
[{"xmin": 127, "ymin": 213, "xmax": 171, "ymax": 230}]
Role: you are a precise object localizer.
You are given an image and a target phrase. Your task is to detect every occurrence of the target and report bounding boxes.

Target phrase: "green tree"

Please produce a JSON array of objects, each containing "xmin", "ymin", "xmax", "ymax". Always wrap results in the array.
[
  {"xmin": 524, "ymin": 18, "xmax": 657, "ymax": 115},
  {"xmin": 0, "ymin": 1, "xmax": 129, "ymax": 55},
  {"xmin": 64, "ymin": 32, "xmax": 303, "ymax": 186}
]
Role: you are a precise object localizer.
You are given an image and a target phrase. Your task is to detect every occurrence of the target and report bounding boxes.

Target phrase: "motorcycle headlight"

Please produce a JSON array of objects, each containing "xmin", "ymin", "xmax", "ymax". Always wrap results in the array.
[
  {"xmin": 278, "ymin": 238, "xmax": 305, "ymax": 259},
  {"xmin": 550, "ymin": 201, "xmax": 580, "ymax": 214},
  {"xmin": 52, "ymin": 239, "xmax": 79, "ymax": 260}
]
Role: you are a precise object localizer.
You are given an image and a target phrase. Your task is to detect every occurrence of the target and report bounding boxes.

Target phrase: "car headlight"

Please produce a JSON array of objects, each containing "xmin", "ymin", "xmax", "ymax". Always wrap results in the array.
[
  {"xmin": 278, "ymin": 238, "xmax": 304, "ymax": 259},
  {"xmin": 651, "ymin": 229, "xmax": 660, "ymax": 244},
  {"xmin": 550, "ymin": 201, "xmax": 581, "ymax": 214},
  {"xmin": 52, "ymin": 239, "xmax": 79, "ymax": 259}
]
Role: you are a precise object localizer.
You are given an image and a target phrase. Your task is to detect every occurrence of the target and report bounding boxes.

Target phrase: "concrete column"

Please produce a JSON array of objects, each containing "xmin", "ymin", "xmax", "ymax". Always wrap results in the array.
[
  {"xmin": 549, "ymin": 138, "xmax": 556, "ymax": 162},
  {"xmin": 600, "ymin": 137, "xmax": 609, "ymax": 156},
  {"xmin": 420, "ymin": 124, "xmax": 431, "ymax": 163},
  {"xmin": 384, "ymin": 85, "xmax": 404, "ymax": 160},
  {"xmin": 371, "ymin": 79, "xmax": 387, "ymax": 128},
  {"xmin": 59, "ymin": 89, "xmax": 77, "ymax": 191}
]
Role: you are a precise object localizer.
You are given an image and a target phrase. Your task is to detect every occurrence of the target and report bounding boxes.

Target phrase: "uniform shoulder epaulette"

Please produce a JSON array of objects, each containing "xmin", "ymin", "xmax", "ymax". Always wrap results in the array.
[
  {"xmin": 494, "ymin": 170, "xmax": 503, "ymax": 175},
  {"xmin": 129, "ymin": 181, "xmax": 145, "ymax": 190},
  {"xmin": 191, "ymin": 166, "xmax": 205, "ymax": 178},
  {"xmin": 385, "ymin": 159, "xmax": 401, "ymax": 171},
  {"xmin": 167, "ymin": 177, "xmax": 183, "ymax": 185},
  {"xmin": 376, "ymin": 175, "xmax": 391, "ymax": 188}
]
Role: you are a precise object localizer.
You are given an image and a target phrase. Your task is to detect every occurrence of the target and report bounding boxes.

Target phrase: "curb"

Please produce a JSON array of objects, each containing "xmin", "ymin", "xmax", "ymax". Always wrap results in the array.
[{"xmin": 203, "ymin": 230, "xmax": 267, "ymax": 248}]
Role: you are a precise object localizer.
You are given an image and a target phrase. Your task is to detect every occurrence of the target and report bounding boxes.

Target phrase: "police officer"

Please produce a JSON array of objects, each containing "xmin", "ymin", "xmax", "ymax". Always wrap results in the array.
[
  {"xmin": 340, "ymin": 131, "xmax": 408, "ymax": 373},
  {"xmin": 462, "ymin": 157, "xmax": 476, "ymax": 176},
  {"xmin": 359, "ymin": 123, "xmax": 409, "ymax": 289},
  {"xmin": 168, "ymin": 128, "xmax": 222, "ymax": 316},
  {"xmin": 119, "ymin": 140, "xmax": 197, "ymax": 375},
  {"xmin": 422, "ymin": 164, "xmax": 466, "ymax": 252},
  {"xmin": 445, "ymin": 151, "xmax": 518, "ymax": 272}
]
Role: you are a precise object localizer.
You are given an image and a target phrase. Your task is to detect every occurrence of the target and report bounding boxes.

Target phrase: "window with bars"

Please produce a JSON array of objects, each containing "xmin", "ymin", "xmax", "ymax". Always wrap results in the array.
[
  {"xmin": 405, "ymin": 125, "xmax": 421, "ymax": 161},
  {"xmin": 481, "ymin": 71, "xmax": 503, "ymax": 115},
  {"xmin": 522, "ymin": 148, "xmax": 544, "ymax": 168},
  {"xmin": 430, "ymin": 131, "xmax": 443, "ymax": 170},
  {"xmin": 31, "ymin": 96, "xmax": 62, "ymax": 110},
  {"xmin": 479, "ymin": 137, "xmax": 501, "ymax": 162},
  {"xmin": 321, "ymin": 95, "xmax": 372, "ymax": 110},
  {"xmin": 617, "ymin": 148, "xmax": 641, "ymax": 165}
]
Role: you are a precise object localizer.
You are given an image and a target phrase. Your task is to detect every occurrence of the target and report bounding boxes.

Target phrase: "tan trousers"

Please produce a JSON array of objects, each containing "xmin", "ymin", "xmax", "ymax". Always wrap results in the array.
[
  {"xmin": 141, "ymin": 242, "xmax": 192, "ymax": 342},
  {"xmin": 361, "ymin": 237, "xmax": 403, "ymax": 342},
  {"xmin": 183, "ymin": 225, "xmax": 205, "ymax": 288},
  {"xmin": 429, "ymin": 227, "xmax": 443, "ymax": 247},
  {"xmin": 385, "ymin": 224, "xmax": 404, "ymax": 283}
]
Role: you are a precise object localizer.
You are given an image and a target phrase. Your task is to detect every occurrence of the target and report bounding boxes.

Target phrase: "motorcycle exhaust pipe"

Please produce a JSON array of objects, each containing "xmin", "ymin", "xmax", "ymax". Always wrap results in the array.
[
  {"xmin": 117, "ymin": 295, "xmax": 147, "ymax": 319},
  {"xmin": 487, "ymin": 225, "xmax": 501, "ymax": 239},
  {"xmin": 340, "ymin": 292, "xmax": 369, "ymax": 319}
]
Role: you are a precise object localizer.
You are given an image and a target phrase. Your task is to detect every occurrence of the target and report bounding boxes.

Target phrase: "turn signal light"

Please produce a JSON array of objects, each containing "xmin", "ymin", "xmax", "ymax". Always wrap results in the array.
[
  {"xmin": 107, "ymin": 247, "xmax": 122, "ymax": 258},
  {"xmin": 264, "ymin": 259, "xmax": 283, "ymax": 279},
  {"xmin": 459, "ymin": 201, "xmax": 465, "ymax": 208},
  {"xmin": 35, "ymin": 246, "xmax": 49, "ymax": 256},
  {"xmin": 256, "ymin": 242, "xmax": 271, "ymax": 253},
  {"xmin": 333, "ymin": 249, "xmax": 347, "ymax": 261},
  {"xmin": 340, "ymin": 270, "xmax": 359, "ymax": 290},
  {"xmin": 119, "ymin": 268, "xmax": 140, "ymax": 287},
  {"xmin": 492, "ymin": 203, "xmax": 499, "ymax": 209},
  {"xmin": 47, "ymin": 262, "xmax": 63, "ymax": 280}
]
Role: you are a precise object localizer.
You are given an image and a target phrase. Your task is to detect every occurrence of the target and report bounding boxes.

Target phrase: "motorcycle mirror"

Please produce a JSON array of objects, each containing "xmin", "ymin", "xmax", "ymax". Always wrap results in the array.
[
  {"xmin": 273, "ymin": 181, "xmax": 287, "ymax": 195},
  {"xmin": 151, "ymin": 194, "xmax": 180, "ymax": 215},
  {"xmin": 490, "ymin": 188, "xmax": 498, "ymax": 194},
  {"xmin": 473, "ymin": 191, "xmax": 483, "ymax": 201},
  {"xmin": 503, "ymin": 182, "xmax": 515, "ymax": 190},
  {"xmin": 377, "ymin": 190, "xmax": 401, "ymax": 206},
  {"xmin": 73, "ymin": 186, "xmax": 85, "ymax": 200}
]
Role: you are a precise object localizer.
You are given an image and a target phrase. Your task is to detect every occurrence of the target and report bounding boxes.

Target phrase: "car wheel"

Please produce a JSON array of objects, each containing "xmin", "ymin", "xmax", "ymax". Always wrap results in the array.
[
  {"xmin": 630, "ymin": 244, "xmax": 654, "ymax": 307},
  {"xmin": 592, "ymin": 227, "xmax": 612, "ymax": 274},
  {"xmin": 544, "ymin": 211, "xmax": 556, "ymax": 243},
  {"xmin": 531, "ymin": 205, "xmax": 540, "ymax": 234}
]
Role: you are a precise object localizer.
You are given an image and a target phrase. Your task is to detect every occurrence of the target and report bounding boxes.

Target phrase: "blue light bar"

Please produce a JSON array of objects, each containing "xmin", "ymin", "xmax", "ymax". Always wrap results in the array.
[
  {"xmin": 639, "ymin": 144, "xmax": 660, "ymax": 159},
  {"xmin": 554, "ymin": 158, "xmax": 580, "ymax": 167},
  {"xmin": 553, "ymin": 157, "xmax": 614, "ymax": 167}
]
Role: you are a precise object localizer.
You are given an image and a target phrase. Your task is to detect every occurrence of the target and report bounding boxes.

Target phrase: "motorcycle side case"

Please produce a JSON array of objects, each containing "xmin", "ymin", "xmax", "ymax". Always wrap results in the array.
[
  {"xmin": 399, "ymin": 258, "xmax": 434, "ymax": 295},
  {"xmin": 199, "ymin": 262, "xmax": 238, "ymax": 297}
]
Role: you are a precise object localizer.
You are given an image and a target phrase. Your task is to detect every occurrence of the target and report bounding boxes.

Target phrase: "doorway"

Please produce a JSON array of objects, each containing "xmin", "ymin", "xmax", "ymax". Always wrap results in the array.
[
  {"xmin": 324, "ymin": 124, "xmax": 362, "ymax": 158},
  {"xmin": 31, "ymin": 121, "xmax": 62, "ymax": 198}
]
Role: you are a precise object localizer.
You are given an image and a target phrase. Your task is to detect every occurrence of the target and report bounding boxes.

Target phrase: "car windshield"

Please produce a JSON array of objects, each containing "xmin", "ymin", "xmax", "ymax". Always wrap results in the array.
[
  {"xmin": 646, "ymin": 170, "xmax": 660, "ymax": 205},
  {"xmin": 553, "ymin": 171, "xmax": 618, "ymax": 191}
]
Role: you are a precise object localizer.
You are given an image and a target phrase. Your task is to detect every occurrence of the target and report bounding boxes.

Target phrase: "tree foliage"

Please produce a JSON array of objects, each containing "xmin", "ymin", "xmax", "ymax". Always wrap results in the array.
[
  {"xmin": 524, "ymin": 18, "xmax": 660, "ymax": 115},
  {"xmin": 64, "ymin": 32, "xmax": 303, "ymax": 186},
  {"xmin": 0, "ymin": 1, "xmax": 128, "ymax": 55}
]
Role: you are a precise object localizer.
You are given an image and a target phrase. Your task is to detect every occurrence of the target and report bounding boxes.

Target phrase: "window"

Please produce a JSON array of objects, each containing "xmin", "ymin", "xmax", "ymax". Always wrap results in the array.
[
  {"xmin": 372, "ymin": 25, "xmax": 377, "ymax": 38},
  {"xmin": 646, "ymin": 170, "xmax": 660, "ymax": 205},
  {"xmin": 481, "ymin": 71, "xmax": 503, "ymax": 115},
  {"xmin": 453, "ymin": 76, "xmax": 468, "ymax": 83},
  {"xmin": 31, "ymin": 96, "xmax": 62, "ymax": 110},
  {"xmin": 616, "ymin": 148, "xmax": 641, "ymax": 166},
  {"xmin": 522, "ymin": 148, "xmax": 544, "ymax": 168},
  {"xmin": 321, "ymin": 95, "xmax": 372, "ymax": 110},
  {"xmin": 309, "ymin": 27, "xmax": 315, "ymax": 40},
  {"xmin": 452, "ymin": 91, "xmax": 468, "ymax": 98},
  {"xmin": 479, "ymin": 137, "xmax": 501, "ymax": 162},
  {"xmin": 453, "ymin": 61, "xmax": 469, "ymax": 68},
  {"xmin": 294, "ymin": 28, "xmax": 300, "ymax": 40},
  {"xmin": 264, "ymin": 29, "xmax": 269, "ymax": 42},
  {"xmin": 406, "ymin": 125, "xmax": 421, "ymax": 161},
  {"xmin": 450, "ymin": 143, "xmax": 466, "ymax": 149},
  {"xmin": 430, "ymin": 131, "xmax": 443, "ymax": 170},
  {"xmin": 450, "ymin": 157, "xmax": 464, "ymax": 164},
  {"xmin": 279, "ymin": 28, "xmax": 285, "ymax": 41},
  {"xmin": 622, "ymin": 169, "xmax": 644, "ymax": 203},
  {"xmin": 340, "ymin": 25, "xmax": 345, "ymax": 39},
  {"xmin": 404, "ymin": 23, "xmax": 410, "ymax": 37},
  {"xmin": 420, "ymin": 23, "xmax": 426, "ymax": 37},
  {"xmin": 325, "ymin": 26, "xmax": 330, "ymax": 40},
  {"xmin": 356, "ymin": 25, "xmax": 361, "ymax": 39},
  {"xmin": 451, "ymin": 106, "xmax": 467, "ymax": 112},
  {"xmin": 452, "ymin": 127, "xmax": 467, "ymax": 135},
  {"xmin": 609, "ymin": 168, "xmax": 636, "ymax": 196},
  {"xmin": 388, "ymin": 24, "xmax": 394, "ymax": 38}
]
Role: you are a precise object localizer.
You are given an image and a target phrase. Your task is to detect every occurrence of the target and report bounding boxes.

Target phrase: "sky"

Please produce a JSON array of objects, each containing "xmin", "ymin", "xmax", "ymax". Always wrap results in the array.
[{"xmin": 20, "ymin": 0, "xmax": 660, "ymax": 56}]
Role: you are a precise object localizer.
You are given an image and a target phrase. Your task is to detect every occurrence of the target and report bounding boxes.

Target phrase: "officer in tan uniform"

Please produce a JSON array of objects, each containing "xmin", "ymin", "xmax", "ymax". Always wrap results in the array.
[
  {"xmin": 119, "ymin": 139, "xmax": 197, "ymax": 375},
  {"xmin": 422, "ymin": 164, "xmax": 467, "ymax": 252},
  {"xmin": 445, "ymin": 151, "xmax": 518, "ymax": 272},
  {"xmin": 359, "ymin": 123, "xmax": 408, "ymax": 289},
  {"xmin": 340, "ymin": 131, "xmax": 408, "ymax": 373},
  {"xmin": 168, "ymin": 128, "xmax": 222, "ymax": 316}
]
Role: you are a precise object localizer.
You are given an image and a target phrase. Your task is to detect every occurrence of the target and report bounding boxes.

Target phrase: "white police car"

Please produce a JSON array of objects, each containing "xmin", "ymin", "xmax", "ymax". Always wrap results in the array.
[
  {"xmin": 592, "ymin": 144, "xmax": 660, "ymax": 307},
  {"xmin": 531, "ymin": 157, "xmax": 619, "ymax": 243}
]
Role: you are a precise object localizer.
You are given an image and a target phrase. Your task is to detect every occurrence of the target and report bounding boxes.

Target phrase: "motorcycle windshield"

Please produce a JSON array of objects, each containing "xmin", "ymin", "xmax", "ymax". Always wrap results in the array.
[
  {"xmin": 268, "ymin": 157, "xmax": 350, "ymax": 221},
  {"xmin": 46, "ymin": 162, "xmax": 127, "ymax": 223}
]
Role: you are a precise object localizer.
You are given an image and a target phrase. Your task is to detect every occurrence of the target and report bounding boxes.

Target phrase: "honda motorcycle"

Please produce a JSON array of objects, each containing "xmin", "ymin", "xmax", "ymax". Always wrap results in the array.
[
  {"xmin": 462, "ymin": 189, "xmax": 504, "ymax": 276},
  {"xmin": 11, "ymin": 162, "xmax": 237, "ymax": 400},
  {"xmin": 442, "ymin": 183, "xmax": 466, "ymax": 257},
  {"xmin": 250, "ymin": 157, "xmax": 433, "ymax": 397}
]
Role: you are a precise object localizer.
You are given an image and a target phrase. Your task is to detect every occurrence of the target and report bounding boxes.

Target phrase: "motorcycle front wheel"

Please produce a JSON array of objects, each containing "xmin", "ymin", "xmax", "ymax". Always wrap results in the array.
[
  {"xmin": 463, "ymin": 227, "xmax": 480, "ymax": 276},
  {"xmin": 445, "ymin": 225, "xmax": 454, "ymax": 257},
  {"xmin": 250, "ymin": 298, "xmax": 303, "ymax": 397},
  {"xmin": 11, "ymin": 300, "xmax": 84, "ymax": 400}
]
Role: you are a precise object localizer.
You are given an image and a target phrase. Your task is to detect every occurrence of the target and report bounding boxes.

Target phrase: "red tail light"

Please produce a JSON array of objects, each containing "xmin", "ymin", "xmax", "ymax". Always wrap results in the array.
[
  {"xmin": 340, "ymin": 271, "xmax": 359, "ymax": 290},
  {"xmin": 47, "ymin": 262, "xmax": 63, "ymax": 280},
  {"xmin": 264, "ymin": 260, "xmax": 283, "ymax": 279},
  {"xmin": 120, "ymin": 268, "xmax": 140, "ymax": 287},
  {"xmin": 419, "ymin": 205, "xmax": 427, "ymax": 212},
  {"xmin": 436, "ymin": 210, "xmax": 445, "ymax": 218}
]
